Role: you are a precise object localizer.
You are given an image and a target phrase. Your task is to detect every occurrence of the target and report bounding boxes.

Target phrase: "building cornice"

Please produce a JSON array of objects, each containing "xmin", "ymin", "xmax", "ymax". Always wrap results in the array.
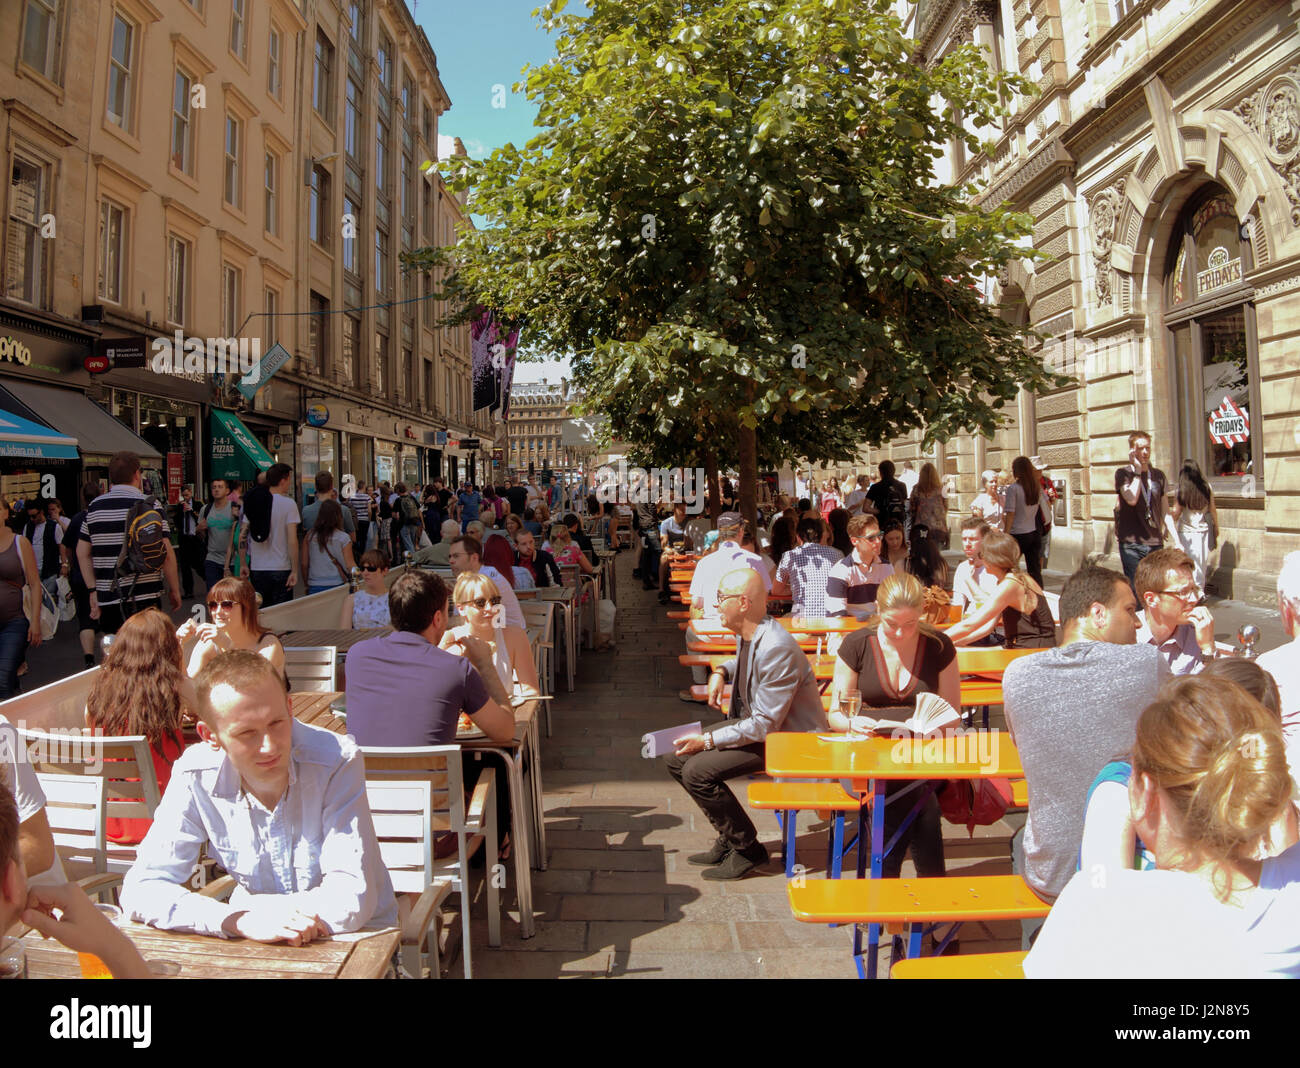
[
  {"xmin": 978, "ymin": 136, "xmax": 1075, "ymax": 208},
  {"xmin": 2, "ymin": 98, "xmax": 78, "ymax": 147}
]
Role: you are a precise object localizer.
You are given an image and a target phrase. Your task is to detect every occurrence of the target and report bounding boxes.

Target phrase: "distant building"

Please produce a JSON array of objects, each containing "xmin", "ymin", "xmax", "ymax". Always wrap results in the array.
[{"xmin": 506, "ymin": 380, "xmax": 581, "ymax": 480}]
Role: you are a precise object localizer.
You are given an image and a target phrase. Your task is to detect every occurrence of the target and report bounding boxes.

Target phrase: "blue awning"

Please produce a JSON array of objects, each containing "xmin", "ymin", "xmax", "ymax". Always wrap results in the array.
[{"xmin": 0, "ymin": 408, "xmax": 78, "ymax": 460}]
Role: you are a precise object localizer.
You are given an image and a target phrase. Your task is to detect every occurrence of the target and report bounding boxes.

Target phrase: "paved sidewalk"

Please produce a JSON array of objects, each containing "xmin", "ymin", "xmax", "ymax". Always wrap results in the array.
[{"xmin": 461, "ymin": 550, "xmax": 1022, "ymax": 978}]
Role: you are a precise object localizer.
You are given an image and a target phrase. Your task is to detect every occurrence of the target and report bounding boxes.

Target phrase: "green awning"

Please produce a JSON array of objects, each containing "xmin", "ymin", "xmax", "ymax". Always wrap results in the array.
[{"xmin": 210, "ymin": 409, "xmax": 273, "ymax": 483}]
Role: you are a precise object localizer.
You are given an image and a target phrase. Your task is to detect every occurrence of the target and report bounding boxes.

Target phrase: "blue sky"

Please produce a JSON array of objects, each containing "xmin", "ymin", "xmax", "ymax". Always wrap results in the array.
[{"xmin": 416, "ymin": 0, "xmax": 572, "ymax": 382}]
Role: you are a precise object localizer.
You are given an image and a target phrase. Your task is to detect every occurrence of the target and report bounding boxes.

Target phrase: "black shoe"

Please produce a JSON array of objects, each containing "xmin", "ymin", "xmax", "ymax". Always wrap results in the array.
[
  {"xmin": 632, "ymin": 569, "xmax": 642, "ymax": 579},
  {"xmin": 658, "ymin": 593, "xmax": 671, "ymax": 605},
  {"xmin": 687, "ymin": 838, "xmax": 730, "ymax": 866},
  {"xmin": 701, "ymin": 843, "xmax": 769, "ymax": 880}
]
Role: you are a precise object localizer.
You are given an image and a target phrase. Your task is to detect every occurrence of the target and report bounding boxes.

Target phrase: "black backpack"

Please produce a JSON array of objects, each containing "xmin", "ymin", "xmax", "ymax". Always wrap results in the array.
[
  {"xmin": 242, "ymin": 484, "xmax": 274, "ymax": 543},
  {"xmin": 109, "ymin": 499, "xmax": 170, "ymax": 607}
]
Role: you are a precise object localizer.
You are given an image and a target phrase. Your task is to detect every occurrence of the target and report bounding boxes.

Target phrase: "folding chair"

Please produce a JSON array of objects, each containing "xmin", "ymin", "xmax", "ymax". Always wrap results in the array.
[{"xmin": 282, "ymin": 646, "xmax": 339, "ymax": 692}]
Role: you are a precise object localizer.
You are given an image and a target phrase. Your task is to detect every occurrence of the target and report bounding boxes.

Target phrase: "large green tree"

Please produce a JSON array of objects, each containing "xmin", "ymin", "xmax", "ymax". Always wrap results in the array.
[{"xmin": 405, "ymin": 0, "xmax": 1055, "ymax": 530}]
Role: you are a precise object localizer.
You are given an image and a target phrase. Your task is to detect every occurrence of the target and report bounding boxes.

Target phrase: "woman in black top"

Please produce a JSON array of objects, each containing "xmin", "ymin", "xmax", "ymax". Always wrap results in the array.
[
  {"xmin": 828, "ymin": 572, "xmax": 961, "ymax": 879},
  {"xmin": 826, "ymin": 507, "xmax": 853, "ymax": 557},
  {"xmin": 905, "ymin": 524, "xmax": 951, "ymax": 590},
  {"xmin": 945, "ymin": 530, "xmax": 1056, "ymax": 649}
]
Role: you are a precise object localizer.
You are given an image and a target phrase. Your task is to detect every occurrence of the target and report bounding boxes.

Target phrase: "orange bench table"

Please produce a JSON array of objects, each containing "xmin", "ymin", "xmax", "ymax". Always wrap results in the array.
[
  {"xmin": 891, "ymin": 949, "xmax": 1028, "ymax": 979},
  {"xmin": 747, "ymin": 781, "xmax": 867, "ymax": 878}
]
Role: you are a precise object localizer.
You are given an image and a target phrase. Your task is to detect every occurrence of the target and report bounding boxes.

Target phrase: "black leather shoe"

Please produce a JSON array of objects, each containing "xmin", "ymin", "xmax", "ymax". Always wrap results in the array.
[
  {"xmin": 701, "ymin": 843, "xmax": 769, "ymax": 880},
  {"xmin": 687, "ymin": 838, "xmax": 730, "ymax": 866}
]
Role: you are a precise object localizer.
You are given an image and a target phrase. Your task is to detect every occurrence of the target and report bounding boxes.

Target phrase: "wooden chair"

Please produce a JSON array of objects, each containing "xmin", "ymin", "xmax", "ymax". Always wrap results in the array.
[
  {"xmin": 34, "ymin": 773, "xmax": 121, "ymax": 904},
  {"xmin": 520, "ymin": 601, "xmax": 558, "ymax": 728},
  {"xmin": 361, "ymin": 746, "xmax": 499, "ymax": 979},
  {"xmin": 282, "ymin": 645, "xmax": 339, "ymax": 692},
  {"xmin": 18, "ymin": 726, "xmax": 162, "ymax": 875}
]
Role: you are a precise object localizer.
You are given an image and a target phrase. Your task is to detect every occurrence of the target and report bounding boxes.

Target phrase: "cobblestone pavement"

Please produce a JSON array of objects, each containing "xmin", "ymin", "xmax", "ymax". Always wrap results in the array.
[{"xmin": 457, "ymin": 550, "xmax": 1024, "ymax": 979}]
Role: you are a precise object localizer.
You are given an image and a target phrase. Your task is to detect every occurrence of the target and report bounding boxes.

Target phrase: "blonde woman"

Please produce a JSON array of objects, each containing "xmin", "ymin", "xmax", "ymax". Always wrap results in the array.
[
  {"xmin": 827, "ymin": 572, "xmax": 961, "ymax": 880},
  {"xmin": 944, "ymin": 530, "xmax": 1056, "ymax": 649},
  {"xmin": 908, "ymin": 462, "xmax": 949, "ymax": 548},
  {"xmin": 1027, "ymin": 676, "xmax": 1300, "ymax": 977},
  {"xmin": 440, "ymin": 571, "xmax": 540, "ymax": 704}
]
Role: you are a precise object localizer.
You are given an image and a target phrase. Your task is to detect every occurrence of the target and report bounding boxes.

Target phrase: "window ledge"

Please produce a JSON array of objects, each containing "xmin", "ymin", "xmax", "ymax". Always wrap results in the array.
[
  {"xmin": 15, "ymin": 62, "xmax": 64, "ymax": 103},
  {"xmin": 220, "ymin": 200, "xmax": 248, "ymax": 226},
  {"xmin": 100, "ymin": 117, "xmax": 142, "ymax": 153},
  {"xmin": 168, "ymin": 164, "xmax": 201, "ymax": 194}
]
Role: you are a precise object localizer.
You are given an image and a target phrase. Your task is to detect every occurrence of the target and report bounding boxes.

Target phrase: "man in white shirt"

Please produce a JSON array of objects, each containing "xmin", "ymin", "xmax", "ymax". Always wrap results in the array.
[
  {"xmin": 952, "ymin": 517, "xmax": 1000, "ymax": 619},
  {"xmin": 122, "ymin": 650, "xmax": 397, "ymax": 942},
  {"xmin": 0, "ymin": 715, "xmax": 64, "ymax": 887},
  {"xmin": 240, "ymin": 462, "xmax": 300, "ymax": 608},
  {"xmin": 1133, "ymin": 547, "xmax": 1216, "ymax": 676},
  {"xmin": 1258, "ymin": 550, "xmax": 1300, "ymax": 769},
  {"xmin": 688, "ymin": 513, "xmax": 771, "ymax": 622},
  {"xmin": 898, "ymin": 462, "xmax": 920, "ymax": 496},
  {"xmin": 447, "ymin": 534, "xmax": 526, "ymax": 630},
  {"xmin": 823, "ymin": 513, "xmax": 893, "ymax": 619}
]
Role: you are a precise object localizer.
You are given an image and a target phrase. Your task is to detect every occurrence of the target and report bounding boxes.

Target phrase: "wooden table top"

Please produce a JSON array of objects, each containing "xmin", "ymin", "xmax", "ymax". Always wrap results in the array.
[
  {"xmin": 280, "ymin": 627, "xmax": 393, "ymax": 652},
  {"xmin": 765, "ymin": 730, "xmax": 1023, "ymax": 780},
  {"xmin": 22, "ymin": 921, "xmax": 400, "ymax": 979}
]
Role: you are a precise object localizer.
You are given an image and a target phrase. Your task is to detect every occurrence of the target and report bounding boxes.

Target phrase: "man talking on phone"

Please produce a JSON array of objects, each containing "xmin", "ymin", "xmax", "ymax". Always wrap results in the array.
[
  {"xmin": 664, "ymin": 568, "xmax": 824, "ymax": 880},
  {"xmin": 1114, "ymin": 430, "xmax": 1168, "ymax": 587}
]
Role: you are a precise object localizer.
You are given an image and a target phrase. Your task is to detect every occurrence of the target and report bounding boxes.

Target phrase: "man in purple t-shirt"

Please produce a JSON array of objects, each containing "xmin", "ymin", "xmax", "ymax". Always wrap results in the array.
[{"xmin": 344, "ymin": 571, "xmax": 515, "ymax": 746}]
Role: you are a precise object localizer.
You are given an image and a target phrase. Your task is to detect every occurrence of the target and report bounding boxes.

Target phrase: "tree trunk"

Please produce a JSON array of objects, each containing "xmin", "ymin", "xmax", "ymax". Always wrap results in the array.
[
  {"xmin": 702, "ymin": 447, "xmax": 721, "ymax": 524},
  {"xmin": 738, "ymin": 422, "xmax": 758, "ymax": 538}
]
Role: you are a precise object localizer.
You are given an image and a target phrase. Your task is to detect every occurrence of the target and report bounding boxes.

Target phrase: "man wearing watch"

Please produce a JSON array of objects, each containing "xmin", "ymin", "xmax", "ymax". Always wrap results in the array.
[{"xmin": 665, "ymin": 567, "xmax": 825, "ymax": 880}]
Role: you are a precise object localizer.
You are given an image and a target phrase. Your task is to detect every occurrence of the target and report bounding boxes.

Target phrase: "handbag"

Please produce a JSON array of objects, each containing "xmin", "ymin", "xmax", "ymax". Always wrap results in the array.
[
  {"xmin": 56, "ymin": 575, "xmax": 76, "ymax": 622},
  {"xmin": 322, "ymin": 541, "xmax": 350, "ymax": 584}
]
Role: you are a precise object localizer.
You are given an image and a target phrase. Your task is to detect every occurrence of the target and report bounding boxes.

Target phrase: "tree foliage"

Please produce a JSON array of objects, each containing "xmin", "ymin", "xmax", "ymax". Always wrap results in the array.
[{"xmin": 404, "ymin": 0, "xmax": 1056, "ymax": 501}]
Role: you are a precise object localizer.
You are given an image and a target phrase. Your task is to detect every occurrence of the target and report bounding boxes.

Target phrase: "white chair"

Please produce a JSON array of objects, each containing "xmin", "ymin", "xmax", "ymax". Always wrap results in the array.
[
  {"xmin": 19, "ymin": 727, "xmax": 162, "ymax": 876},
  {"xmin": 35, "ymin": 773, "xmax": 120, "ymax": 903},
  {"xmin": 283, "ymin": 646, "xmax": 339, "ymax": 692},
  {"xmin": 362, "ymin": 747, "xmax": 499, "ymax": 979}
]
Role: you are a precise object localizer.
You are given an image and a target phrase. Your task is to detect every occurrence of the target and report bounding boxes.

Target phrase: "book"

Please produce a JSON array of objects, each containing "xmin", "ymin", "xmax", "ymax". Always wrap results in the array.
[{"xmin": 848, "ymin": 693, "xmax": 961, "ymax": 736}]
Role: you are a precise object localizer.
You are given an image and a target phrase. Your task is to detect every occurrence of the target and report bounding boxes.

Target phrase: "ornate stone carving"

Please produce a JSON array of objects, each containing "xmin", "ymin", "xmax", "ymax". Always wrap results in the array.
[
  {"xmin": 1090, "ymin": 179, "xmax": 1126, "ymax": 305},
  {"xmin": 971, "ymin": 0, "xmax": 998, "ymax": 23},
  {"xmin": 950, "ymin": 6, "xmax": 977, "ymax": 44},
  {"xmin": 1235, "ymin": 68, "xmax": 1300, "ymax": 227}
]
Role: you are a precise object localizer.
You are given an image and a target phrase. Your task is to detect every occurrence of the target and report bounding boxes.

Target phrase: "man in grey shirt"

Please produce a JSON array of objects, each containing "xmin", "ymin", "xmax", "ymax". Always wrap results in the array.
[
  {"xmin": 301, "ymin": 472, "xmax": 356, "ymax": 543},
  {"xmin": 666, "ymin": 568, "xmax": 826, "ymax": 880},
  {"xmin": 1003, "ymin": 565, "xmax": 1170, "ymax": 943}
]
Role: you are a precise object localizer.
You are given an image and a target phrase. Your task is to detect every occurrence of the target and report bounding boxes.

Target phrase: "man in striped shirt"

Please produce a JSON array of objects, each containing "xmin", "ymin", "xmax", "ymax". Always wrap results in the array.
[
  {"xmin": 349, "ymin": 480, "xmax": 375, "ymax": 552},
  {"xmin": 75, "ymin": 451, "xmax": 181, "ymax": 634},
  {"xmin": 823, "ymin": 513, "xmax": 893, "ymax": 620}
]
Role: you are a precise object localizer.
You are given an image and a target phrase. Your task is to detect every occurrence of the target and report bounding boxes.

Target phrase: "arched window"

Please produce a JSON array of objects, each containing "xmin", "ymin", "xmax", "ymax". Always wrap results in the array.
[{"xmin": 1163, "ymin": 185, "xmax": 1262, "ymax": 499}]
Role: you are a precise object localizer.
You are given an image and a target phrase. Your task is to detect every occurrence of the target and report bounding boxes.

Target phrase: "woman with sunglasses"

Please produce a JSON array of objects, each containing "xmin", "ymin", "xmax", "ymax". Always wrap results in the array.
[
  {"xmin": 338, "ymin": 548, "xmax": 391, "ymax": 629},
  {"xmin": 440, "ymin": 572, "xmax": 540, "ymax": 704},
  {"xmin": 178, "ymin": 576, "xmax": 285, "ymax": 680}
]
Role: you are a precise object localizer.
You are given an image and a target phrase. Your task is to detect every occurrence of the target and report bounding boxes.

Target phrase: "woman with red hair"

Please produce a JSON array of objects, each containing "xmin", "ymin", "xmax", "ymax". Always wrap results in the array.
[
  {"xmin": 85, "ymin": 609, "xmax": 196, "ymax": 844},
  {"xmin": 177, "ymin": 575, "xmax": 285, "ymax": 680}
]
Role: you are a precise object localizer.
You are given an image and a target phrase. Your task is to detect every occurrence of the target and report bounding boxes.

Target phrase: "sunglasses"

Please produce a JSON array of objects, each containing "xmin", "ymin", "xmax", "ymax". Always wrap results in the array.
[
  {"xmin": 856, "ymin": 532, "xmax": 884, "ymax": 542},
  {"xmin": 458, "ymin": 596, "xmax": 503, "ymax": 610},
  {"xmin": 361, "ymin": 565, "xmax": 383, "ymax": 573},
  {"xmin": 206, "ymin": 600, "xmax": 240, "ymax": 612}
]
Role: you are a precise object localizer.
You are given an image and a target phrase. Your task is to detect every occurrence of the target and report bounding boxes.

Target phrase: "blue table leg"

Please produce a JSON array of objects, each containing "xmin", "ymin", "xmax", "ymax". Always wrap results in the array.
[
  {"xmin": 831, "ymin": 813, "xmax": 844, "ymax": 879},
  {"xmin": 785, "ymin": 808, "xmax": 797, "ymax": 879},
  {"xmin": 866, "ymin": 778, "xmax": 886, "ymax": 979}
]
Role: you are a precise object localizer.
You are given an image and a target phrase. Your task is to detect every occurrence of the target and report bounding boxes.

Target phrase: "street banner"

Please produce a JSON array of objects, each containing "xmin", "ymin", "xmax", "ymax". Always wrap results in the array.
[{"xmin": 469, "ymin": 307, "xmax": 522, "ymax": 417}]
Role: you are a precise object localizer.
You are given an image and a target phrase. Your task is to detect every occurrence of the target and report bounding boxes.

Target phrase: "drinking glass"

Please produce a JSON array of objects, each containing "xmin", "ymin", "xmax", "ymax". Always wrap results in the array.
[
  {"xmin": 77, "ymin": 904, "xmax": 122, "ymax": 979},
  {"xmin": 841, "ymin": 690, "xmax": 864, "ymax": 735},
  {"xmin": 0, "ymin": 935, "xmax": 26, "ymax": 980}
]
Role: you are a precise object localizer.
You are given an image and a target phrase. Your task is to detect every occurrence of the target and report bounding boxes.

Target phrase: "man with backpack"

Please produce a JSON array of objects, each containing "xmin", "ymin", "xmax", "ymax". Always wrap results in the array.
[
  {"xmin": 865, "ymin": 460, "xmax": 909, "ymax": 530},
  {"xmin": 75, "ymin": 451, "xmax": 182, "ymax": 634},
  {"xmin": 393, "ymin": 483, "xmax": 423, "ymax": 554},
  {"xmin": 239, "ymin": 463, "xmax": 300, "ymax": 608}
]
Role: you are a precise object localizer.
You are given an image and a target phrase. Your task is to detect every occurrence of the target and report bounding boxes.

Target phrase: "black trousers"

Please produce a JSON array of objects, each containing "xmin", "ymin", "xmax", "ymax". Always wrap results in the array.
[
  {"xmin": 664, "ymin": 730, "xmax": 765, "ymax": 851},
  {"xmin": 1012, "ymin": 530, "xmax": 1044, "ymax": 588},
  {"xmin": 178, "ymin": 534, "xmax": 205, "ymax": 596},
  {"xmin": 881, "ymin": 780, "xmax": 946, "ymax": 879}
]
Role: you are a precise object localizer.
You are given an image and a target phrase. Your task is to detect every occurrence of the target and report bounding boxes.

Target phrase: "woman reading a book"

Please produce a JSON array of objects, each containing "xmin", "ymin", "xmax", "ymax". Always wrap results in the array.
[{"xmin": 827, "ymin": 572, "xmax": 961, "ymax": 880}]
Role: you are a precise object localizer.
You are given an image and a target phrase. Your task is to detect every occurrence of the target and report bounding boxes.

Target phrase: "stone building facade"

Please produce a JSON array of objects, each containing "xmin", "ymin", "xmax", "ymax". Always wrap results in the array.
[{"xmin": 859, "ymin": 0, "xmax": 1300, "ymax": 605}]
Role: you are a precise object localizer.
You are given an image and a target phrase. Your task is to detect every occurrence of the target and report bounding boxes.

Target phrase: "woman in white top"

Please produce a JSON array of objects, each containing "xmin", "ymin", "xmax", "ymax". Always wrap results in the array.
[
  {"xmin": 999, "ymin": 456, "xmax": 1050, "ymax": 589},
  {"xmin": 1026, "ymin": 674, "xmax": 1300, "ymax": 978},
  {"xmin": 301, "ymin": 499, "xmax": 356, "ymax": 595},
  {"xmin": 1164, "ymin": 459, "xmax": 1217, "ymax": 593},
  {"xmin": 970, "ymin": 470, "xmax": 1004, "ymax": 528},
  {"xmin": 440, "ymin": 572, "xmax": 540, "ymax": 703},
  {"xmin": 337, "ymin": 548, "xmax": 392, "ymax": 629}
]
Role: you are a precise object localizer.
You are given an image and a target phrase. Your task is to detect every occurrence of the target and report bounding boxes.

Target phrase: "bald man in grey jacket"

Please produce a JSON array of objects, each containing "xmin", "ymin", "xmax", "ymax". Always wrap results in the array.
[{"xmin": 665, "ymin": 568, "xmax": 826, "ymax": 880}]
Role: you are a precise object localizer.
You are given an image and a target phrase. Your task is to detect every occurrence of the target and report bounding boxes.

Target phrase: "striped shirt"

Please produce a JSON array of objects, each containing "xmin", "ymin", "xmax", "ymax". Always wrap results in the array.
[
  {"xmin": 83, "ymin": 485, "xmax": 170, "ymax": 607},
  {"xmin": 349, "ymin": 493, "xmax": 373, "ymax": 525},
  {"xmin": 823, "ymin": 552, "xmax": 893, "ymax": 619}
]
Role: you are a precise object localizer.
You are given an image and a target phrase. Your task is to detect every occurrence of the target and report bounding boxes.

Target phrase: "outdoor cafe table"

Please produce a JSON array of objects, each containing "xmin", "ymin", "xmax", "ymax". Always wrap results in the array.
[
  {"xmin": 764, "ymin": 730, "xmax": 1024, "ymax": 978},
  {"xmin": 294, "ymin": 692, "xmax": 545, "ymax": 939},
  {"xmin": 22, "ymin": 921, "xmax": 400, "ymax": 979}
]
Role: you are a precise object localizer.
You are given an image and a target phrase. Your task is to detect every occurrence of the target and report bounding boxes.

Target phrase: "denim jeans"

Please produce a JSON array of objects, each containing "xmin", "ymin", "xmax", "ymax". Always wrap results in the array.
[
  {"xmin": 251, "ymin": 569, "xmax": 292, "ymax": 608},
  {"xmin": 203, "ymin": 560, "xmax": 227, "ymax": 593},
  {"xmin": 400, "ymin": 524, "xmax": 418, "ymax": 554},
  {"xmin": 0, "ymin": 615, "xmax": 28, "ymax": 699},
  {"xmin": 307, "ymin": 582, "xmax": 344, "ymax": 596},
  {"xmin": 1119, "ymin": 541, "xmax": 1154, "ymax": 587}
]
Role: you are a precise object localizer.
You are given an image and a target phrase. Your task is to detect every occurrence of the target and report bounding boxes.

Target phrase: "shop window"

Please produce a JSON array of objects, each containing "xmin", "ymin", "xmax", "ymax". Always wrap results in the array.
[{"xmin": 1164, "ymin": 186, "xmax": 1262, "ymax": 499}]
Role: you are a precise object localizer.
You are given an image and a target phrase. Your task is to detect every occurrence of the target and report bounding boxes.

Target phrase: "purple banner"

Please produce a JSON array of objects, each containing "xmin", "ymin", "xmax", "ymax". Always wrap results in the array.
[{"xmin": 469, "ymin": 307, "xmax": 521, "ymax": 417}]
